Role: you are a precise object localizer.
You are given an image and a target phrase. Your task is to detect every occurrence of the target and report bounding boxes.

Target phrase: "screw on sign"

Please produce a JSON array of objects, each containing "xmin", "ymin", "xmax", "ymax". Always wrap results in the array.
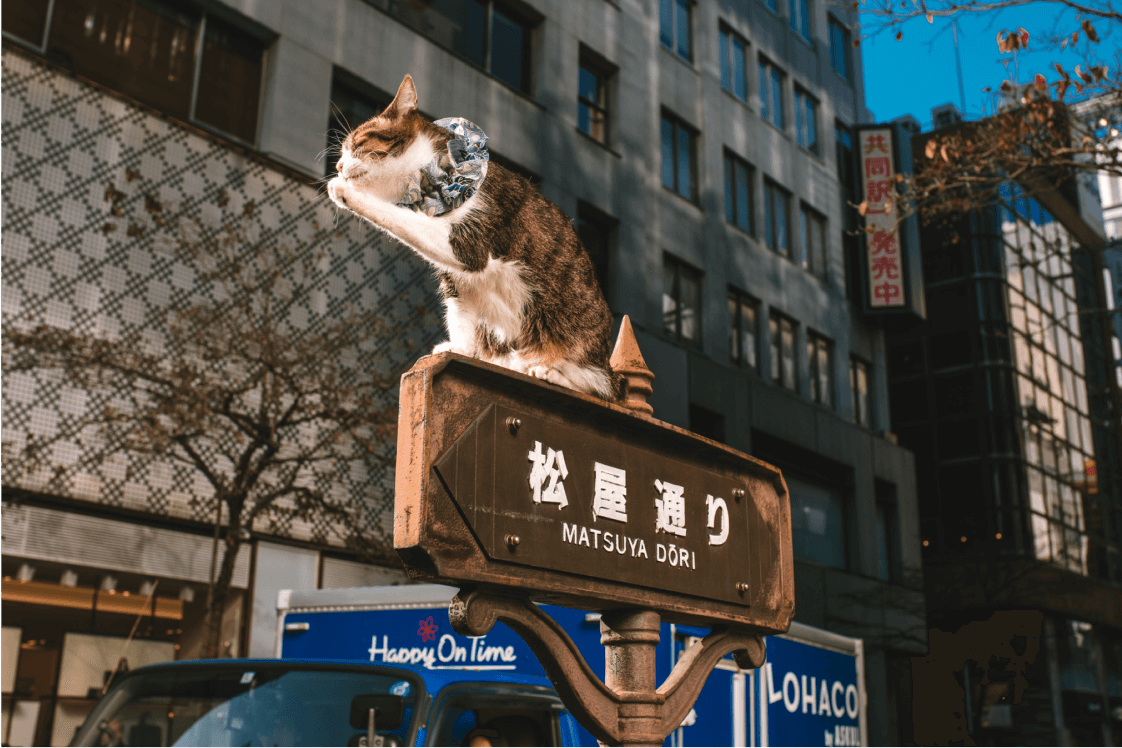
[{"xmin": 394, "ymin": 315, "xmax": 794, "ymax": 746}]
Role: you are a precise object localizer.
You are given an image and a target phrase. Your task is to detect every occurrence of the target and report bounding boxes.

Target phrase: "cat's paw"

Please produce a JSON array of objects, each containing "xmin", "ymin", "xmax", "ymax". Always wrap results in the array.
[
  {"xmin": 326, "ymin": 177, "xmax": 351, "ymax": 208},
  {"xmin": 432, "ymin": 341, "xmax": 475, "ymax": 356},
  {"xmin": 527, "ymin": 364, "xmax": 568, "ymax": 388}
]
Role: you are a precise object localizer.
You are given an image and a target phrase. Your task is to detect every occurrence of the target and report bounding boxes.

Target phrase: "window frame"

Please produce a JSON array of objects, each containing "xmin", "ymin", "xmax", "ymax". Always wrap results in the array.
[
  {"xmin": 663, "ymin": 254, "xmax": 704, "ymax": 347},
  {"xmin": 799, "ymin": 203, "xmax": 827, "ymax": 279},
  {"xmin": 769, "ymin": 312, "xmax": 798, "ymax": 391},
  {"xmin": 575, "ymin": 201, "xmax": 617, "ymax": 305},
  {"xmin": 5, "ymin": 0, "xmax": 271, "ymax": 147},
  {"xmin": 807, "ymin": 330, "xmax": 835, "ymax": 408},
  {"xmin": 794, "ymin": 86, "xmax": 819, "ymax": 154},
  {"xmin": 790, "ymin": 0, "xmax": 812, "ymax": 42},
  {"xmin": 661, "ymin": 111, "xmax": 698, "ymax": 203},
  {"xmin": 828, "ymin": 17, "xmax": 850, "ymax": 80},
  {"xmin": 659, "ymin": 0, "xmax": 693, "ymax": 62},
  {"xmin": 723, "ymin": 150, "xmax": 755, "ymax": 235},
  {"xmin": 763, "ymin": 178, "xmax": 792, "ymax": 258},
  {"xmin": 577, "ymin": 45, "xmax": 615, "ymax": 145},
  {"xmin": 850, "ymin": 356, "xmax": 872, "ymax": 427},
  {"xmin": 758, "ymin": 57, "xmax": 786, "ymax": 130},
  {"xmin": 728, "ymin": 289, "xmax": 760, "ymax": 371},
  {"xmin": 718, "ymin": 25, "xmax": 749, "ymax": 102}
]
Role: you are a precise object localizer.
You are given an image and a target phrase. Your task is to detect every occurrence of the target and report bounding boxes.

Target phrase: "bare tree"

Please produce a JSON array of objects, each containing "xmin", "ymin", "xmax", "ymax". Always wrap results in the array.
[
  {"xmin": 849, "ymin": 0, "xmax": 1120, "ymax": 223},
  {"xmin": 3, "ymin": 178, "xmax": 431, "ymax": 657}
]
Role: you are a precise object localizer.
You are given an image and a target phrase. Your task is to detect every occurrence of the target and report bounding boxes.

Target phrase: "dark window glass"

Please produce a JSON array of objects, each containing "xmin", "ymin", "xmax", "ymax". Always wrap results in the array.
[
  {"xmin": 758, "ymin": 59, "xmax": 785, "ymax": 129},
  {"xmin": 787, "ymin": 474, "xmax": 847, "ymax": 568},
  {"xmin": 762, "ymin": 0, "xmax": 779, "ymax": 13},
  {"xmin": 835, "ymin": 123, "xmax": 857, "ymax": 229},
  {"xmin": 724, "ymin": 152, "xmax": 754, "ymax": 233},
  {"xmin": 829, "ymin": 18, "xmax": 849, "ymax": 78},
  {"xmin": 577, "ymin": 62, "xmax": 608, "ymax": 143},
  {"xmin": 790, "ymin": 0, "xmax": 811, "ymax": 40},
  {"xmin": 876, "ymin": 486, "xmax": 899, "ymax": 581},
  {"xmin": 661, "ymin": 113, "xmax": 696, "ymax": 201},
  {"xmin": 2, "ymin": 0, "xmax": 49, "ymax": 46},
  {"xmin": 689, "ymin": 404, "xmax": 726, "ymax": 443},
  {"xmin": 380, "ymin": 1, "xmax": 531, "ymax": 93},
  {"xmin": 807, "ymin": 331, "xmax": 834, "ymax": 408},
  {"xmin": 663, "ymin": 256, "xmax": 703, "ymax": 346},
  {"xmin": 794, "ymin": 88, "xmax": 818, "ymax": 152},
  {"xmin": 41, "ymin": 0, "xmax": 267, "ymax": 144},
  {"xmin": 47, "ymin": 0, "xmax": 201, "ymax": 120},
  {"xmin": 770, "ymin": 313, "xmax": 797, "ymax": 390},
  {"xmin": 728, "ymin": 290, "xmax": 759, "ymax": 370},
  {"xmin": 764, "ymin": 179, "xmax": 791, "ymax": 257},
  {"xmin": 719, "ymin": 27, "xmax": 747, "ymax": 101},
  {"xmin": 800, "ymin": 205, "xmax": 826, "ymax": 278},
  {"xmin": 851, "ymin": 357, "xmax": 871, "ymax": 426},
  {"xmin": 490, "ymin": 8, "xmax": 527, "ymax": 91},
  {"xmin": 659, "ymin": 0, "xmax": 691, "ymax": 61},
  {"xmin": 575, "ymin": 202, "xmax": 616, "ymax": 302},
  {"xmin": 194, "ymin": 16, "xmax": 265, "ymax": 143}
]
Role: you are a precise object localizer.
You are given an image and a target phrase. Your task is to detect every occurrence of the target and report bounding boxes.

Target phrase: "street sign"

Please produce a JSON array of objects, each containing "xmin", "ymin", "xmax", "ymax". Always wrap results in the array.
[{"xmin": 395, "ymin": 351, "xmax": 794, "ymax": 633}]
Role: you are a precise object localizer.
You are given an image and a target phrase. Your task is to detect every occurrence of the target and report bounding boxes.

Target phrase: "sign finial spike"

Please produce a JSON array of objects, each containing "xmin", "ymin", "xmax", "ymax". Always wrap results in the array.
[{"xmin": 610, "ymin": 315, "xmax": 655, "ymax": 415}]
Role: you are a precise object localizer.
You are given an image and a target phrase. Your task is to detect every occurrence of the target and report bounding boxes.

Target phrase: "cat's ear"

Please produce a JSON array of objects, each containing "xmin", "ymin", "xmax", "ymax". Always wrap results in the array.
[{"xmin": 387, "ymin": 75, "xmax": 418, "ymax": 116}]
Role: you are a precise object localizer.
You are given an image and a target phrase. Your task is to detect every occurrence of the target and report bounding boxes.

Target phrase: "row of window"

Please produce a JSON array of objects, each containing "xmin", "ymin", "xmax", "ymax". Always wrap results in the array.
[
  {"xmin": 668, "ymin": 0, "xmax": 853, "ymax": 82},
  {"xmin": 666, "ymin": 258, "xmax": 873, "ymax": 425}
]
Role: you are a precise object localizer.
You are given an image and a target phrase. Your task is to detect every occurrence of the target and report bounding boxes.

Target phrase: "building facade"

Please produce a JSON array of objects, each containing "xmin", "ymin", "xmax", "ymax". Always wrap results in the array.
[
  {"xmin": 2, "ymin": 0, "xmax": 924, "ymax": 744},
  {"xmin": 887, "ymin": 116, "xmax": 1122, "ymax": 745}
]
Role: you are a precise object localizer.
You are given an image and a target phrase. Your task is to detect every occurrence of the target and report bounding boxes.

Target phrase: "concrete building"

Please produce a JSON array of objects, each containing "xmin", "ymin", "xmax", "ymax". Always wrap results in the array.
[
  {"xmin": 1, "ymin": 0, "xmax": 924, "ymax": 744},
  {"xmin": 887, "ymin": 111, "xmax": 1122, "ymax": 745}
]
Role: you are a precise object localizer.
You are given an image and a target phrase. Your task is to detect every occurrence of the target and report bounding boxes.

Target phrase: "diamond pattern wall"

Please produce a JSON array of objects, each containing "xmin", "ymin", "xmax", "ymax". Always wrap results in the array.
[{"xmin": 1, "ymin": 49, "xmax": 443, "ymax": 549}]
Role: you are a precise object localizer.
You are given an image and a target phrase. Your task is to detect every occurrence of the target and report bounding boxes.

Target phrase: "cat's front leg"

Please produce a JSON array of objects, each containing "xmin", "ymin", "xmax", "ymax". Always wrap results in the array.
[
  {"xmin": 327, "ymin": 177, "xmax": 464, "ymax": 272},
  {"xmin": 432, "ymin": 297, "xmax": 478, "ymax": 357}
]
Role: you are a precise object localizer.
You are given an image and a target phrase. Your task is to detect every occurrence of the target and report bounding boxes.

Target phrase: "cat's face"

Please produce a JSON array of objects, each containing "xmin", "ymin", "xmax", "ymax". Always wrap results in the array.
[{"xmin": 335, "ymin": 75, "xmax": 437, "ymax": 202}]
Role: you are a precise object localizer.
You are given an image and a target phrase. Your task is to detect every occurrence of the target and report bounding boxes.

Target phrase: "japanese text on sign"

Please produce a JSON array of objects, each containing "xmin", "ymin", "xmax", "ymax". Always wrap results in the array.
[{"xmin": 860, "ymin": 128, "xmax": 905, "ymax": 308}]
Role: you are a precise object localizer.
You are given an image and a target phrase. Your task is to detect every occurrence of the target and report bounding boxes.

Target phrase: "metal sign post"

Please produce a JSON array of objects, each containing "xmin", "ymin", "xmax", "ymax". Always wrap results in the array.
[{"xmin": 394, "ymin": 316, "xmax": 794, "ymax": 746}]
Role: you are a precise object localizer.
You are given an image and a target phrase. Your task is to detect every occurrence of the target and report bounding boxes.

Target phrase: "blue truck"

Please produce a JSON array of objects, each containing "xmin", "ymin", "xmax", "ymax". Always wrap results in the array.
[{"xmin": 71, "ymin": 584, "xmax": 866, "ymax": 746}]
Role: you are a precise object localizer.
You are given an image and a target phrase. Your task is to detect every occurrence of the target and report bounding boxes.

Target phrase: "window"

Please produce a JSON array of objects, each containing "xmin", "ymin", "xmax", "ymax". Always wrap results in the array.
[
  {"xmin": 2, "ymin": 0, "xmax": 49, "ymax": 46},
  {"xmin": 786, "ymin": 474, "xmax": 847, "ymax": 568},
  {"xmin": 719, "ymin": 26, "xmax": 748, "ymax": 101},
  {"xmin": 850, "ymin": 357, "xmax": 871, "ymax": 427},
  {"xmin": 761, "ymin": 0, "xmax": 779, "ymax": 14},
  {"xmin": 875, "ymin": 482, "xmax": 900, "ymax": 581},
  {"xmin": 663, "ymin": 255, "xmax": 703, "ymax": 345},
  {"xmin": 326, "ymin": 75, "xmax": 389, "ymax": 177},
  {"xmin": 807, "ymin": 331, "xmax": 834, "ymax": 407},
  {"xmin": 578, "ymin": 48, "xmax": 613, "ymax": 144},
  {"xmin": 659, "ymin": 0, "xmax": 692, "ymax": 62},
  {"xmin": 800, "ymin": 204, "xmax": 826, "ymax": 278},
  {"xmin": 763, "ymin": 180, "xmax": 791, "ymax": 257},
  {"xmin": 770, "ymin": 313, "xmax": 797, "ymax": 390},
  {"xmin": 575, "ymin": 202, "xmax": 616, "ymax": 302},
  {"xmin": 661, "ymin": 113, "xmax": 696, "ymax": 201},
  {"xmin": 689, "ymin": 404, "xmax": 726, "ymax": 443},
  {"xmin": 373, "ymin": 0, "xmax": 534, "ymax": 93},
  {"xmin": 829, "ymin": 17, "xmax": 850, "ymax": 79},
  {"xmin": 790, "ymin": 0, "xmax": 811, "ymax": 41},
  {"xmin": 24, "ymin": 1, "xmax": 268, "ymax": 144},
  {"xmin": 724, "ymin": 152, "xmax": 755, "ymax": 234},
  {"xmin": 728, "ymin": 290, "xmax": 759, "ymax": 370},
  {"xmin": 758, "ymin": 59, "xmax": 785, "ymax": 129},
  {"xmin": 794, "ymin": 88, "xmax": 819, "ymax": 153}
]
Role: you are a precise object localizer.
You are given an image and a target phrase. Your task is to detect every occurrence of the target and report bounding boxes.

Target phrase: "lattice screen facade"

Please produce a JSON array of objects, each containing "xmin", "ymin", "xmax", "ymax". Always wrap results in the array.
[{"xmin": 1, "ymin": 49, "xmax": 443, "ymax": 549}]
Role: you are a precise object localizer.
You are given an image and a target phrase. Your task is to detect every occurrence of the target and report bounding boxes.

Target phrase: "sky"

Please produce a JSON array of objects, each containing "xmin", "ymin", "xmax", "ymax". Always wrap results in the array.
[{"xmin": 861, "ymin": 3, "xmax": 1119, "ymax": 128}]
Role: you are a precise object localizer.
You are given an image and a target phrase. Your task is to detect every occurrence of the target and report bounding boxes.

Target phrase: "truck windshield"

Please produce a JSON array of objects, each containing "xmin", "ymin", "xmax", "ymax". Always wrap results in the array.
[{"xmin": 71, "ymin": 663, "xmax": 423, "ymax": 747}]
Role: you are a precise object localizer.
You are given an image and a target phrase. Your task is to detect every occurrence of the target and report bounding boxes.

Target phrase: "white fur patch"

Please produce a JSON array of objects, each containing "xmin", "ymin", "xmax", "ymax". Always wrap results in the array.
[
  {"xmin": 527, "ymin": 361, "xmax": 614, "ymax": 399},
  {"xmin": 453, "ymin": 257, "xmax": 532, "ymax": 346}
]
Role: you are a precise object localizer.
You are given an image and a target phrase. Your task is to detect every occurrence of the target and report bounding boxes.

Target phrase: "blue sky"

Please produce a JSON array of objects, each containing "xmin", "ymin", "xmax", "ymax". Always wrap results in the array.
[{"xmin": 861, "ymin": 4, "xmax": 1117, "ymax": 127}]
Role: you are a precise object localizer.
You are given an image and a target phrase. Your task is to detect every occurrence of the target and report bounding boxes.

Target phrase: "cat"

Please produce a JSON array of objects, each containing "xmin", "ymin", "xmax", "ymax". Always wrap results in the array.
[{"xmin": 327, "ymin": 74, "xmax": 618, "ymax": 401}]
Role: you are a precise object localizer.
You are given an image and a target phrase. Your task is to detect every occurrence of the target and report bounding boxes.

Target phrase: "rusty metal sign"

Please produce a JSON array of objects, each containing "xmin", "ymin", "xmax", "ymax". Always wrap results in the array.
[{"xmin": 395, "ymin": 353, "xmax": 794, "ymax": 632}]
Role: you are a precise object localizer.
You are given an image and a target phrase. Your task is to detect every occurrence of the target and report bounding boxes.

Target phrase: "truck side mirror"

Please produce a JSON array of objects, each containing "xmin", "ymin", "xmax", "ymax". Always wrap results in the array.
[{"xmin": 349, "ymin": 694, "xmax": 405, "ymax": 741}]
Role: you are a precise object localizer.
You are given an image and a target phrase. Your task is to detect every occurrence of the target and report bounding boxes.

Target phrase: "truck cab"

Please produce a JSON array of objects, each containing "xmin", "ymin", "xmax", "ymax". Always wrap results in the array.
[{"xmin": 70, "ymin": 659, "xmax": 582, "ymax": 746}]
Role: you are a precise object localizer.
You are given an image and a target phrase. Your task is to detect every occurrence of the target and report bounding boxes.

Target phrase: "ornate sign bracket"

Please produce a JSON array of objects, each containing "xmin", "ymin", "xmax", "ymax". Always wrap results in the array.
[{"xmin": 450, "ymin": 586, "xmax": 765, "ymax": 747}]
